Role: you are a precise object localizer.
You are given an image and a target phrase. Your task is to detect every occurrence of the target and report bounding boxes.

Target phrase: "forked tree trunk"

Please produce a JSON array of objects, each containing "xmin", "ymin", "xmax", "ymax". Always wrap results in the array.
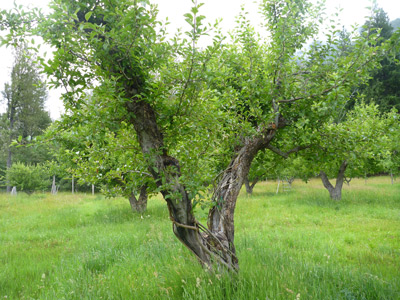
[
  {"xmin": 128, "ymin": 98, "xmax": 277, "ymax": 270},
  {"xmin": 244, "ymin": 176, "xmax": 259, "ymax": 195},
  {"xmin": 320, "ymin": 160, "xmax": 348, "ymax": 201},
  {"xmin": 129, "ymin": 185, "xmax": 148, "ymax": 213}
]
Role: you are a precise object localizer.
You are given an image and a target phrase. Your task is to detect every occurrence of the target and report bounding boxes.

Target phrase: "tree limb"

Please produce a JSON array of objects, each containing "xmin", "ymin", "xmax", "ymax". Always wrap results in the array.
[{"xmin": 266, "ymin": 144, "xmax": 310, "ymax": 159}]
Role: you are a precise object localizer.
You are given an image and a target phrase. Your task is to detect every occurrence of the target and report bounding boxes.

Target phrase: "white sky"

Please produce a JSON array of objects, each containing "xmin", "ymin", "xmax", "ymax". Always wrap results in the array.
[{"xmin": 0, "ymin": 0, "xmax": 399, "ymax": 120}]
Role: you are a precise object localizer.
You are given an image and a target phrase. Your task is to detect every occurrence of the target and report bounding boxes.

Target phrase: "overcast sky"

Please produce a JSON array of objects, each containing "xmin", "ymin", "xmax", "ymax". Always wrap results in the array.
[{"xmin": 1, "ymin": 0, "xmax": 399, "ymax": 120}]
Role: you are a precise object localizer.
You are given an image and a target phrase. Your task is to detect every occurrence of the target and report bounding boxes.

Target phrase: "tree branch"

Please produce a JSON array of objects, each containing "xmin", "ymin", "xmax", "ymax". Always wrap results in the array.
[
  {"xmin": 266, "ymin": 144, "xmax": 310, "ymax": 159},
  {"xmin": 277, "ymin": 84, "xmax": 339, "ymax": 103},
  {"xmin": 320, "ymin": 170, "xmax": 334, "ymax": 190}
]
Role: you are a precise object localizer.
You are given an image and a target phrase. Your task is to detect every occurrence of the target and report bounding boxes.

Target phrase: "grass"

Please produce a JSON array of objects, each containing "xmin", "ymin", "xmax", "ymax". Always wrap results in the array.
[{"xmin": 0, "ymin": 176, "xmax": 399, "ymax": 299}]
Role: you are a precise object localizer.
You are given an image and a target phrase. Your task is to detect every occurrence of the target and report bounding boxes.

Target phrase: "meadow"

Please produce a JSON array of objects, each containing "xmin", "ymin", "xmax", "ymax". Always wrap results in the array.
[{"xmin": 0, "ymin": 177, "xmax": 399, "ymax": 299}]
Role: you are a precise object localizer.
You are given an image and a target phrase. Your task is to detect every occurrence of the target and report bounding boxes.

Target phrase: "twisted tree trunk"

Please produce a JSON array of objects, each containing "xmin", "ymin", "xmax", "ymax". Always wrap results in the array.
[
  {"xmin": 320, "ymin": 160, "xmax": 348, "ymax": 200},
  {"xmin": 128, "ymin": 97, "xmax": 277, "ymax": 270},
  {"xmin": 207, "ymin": 133, "xmax": 275, "ymax": 269},
  {"xmin": 128, "ymin": 99, "xmax": 212, "ymax": 266}
]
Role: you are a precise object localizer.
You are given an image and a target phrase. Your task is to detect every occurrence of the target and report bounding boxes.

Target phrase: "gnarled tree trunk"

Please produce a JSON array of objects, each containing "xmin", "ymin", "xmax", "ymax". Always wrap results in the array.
[
  {"xmin": 207, "ymin": 134, "xmax": 275, "ymax": 270},
  {"xmin": 128, "ymin": 100, "xmax": 212, "ymax": 267},
  {"xmin": 320, "ymin": 160, "xmax": 348, "ymax": 200},
  {"xmin": 129, "ymin": 185, "xmax": 148, "ymax": 213},
  {"xmin": 128, "ymin": 97, "xmax": 277, "ymax": 270}
]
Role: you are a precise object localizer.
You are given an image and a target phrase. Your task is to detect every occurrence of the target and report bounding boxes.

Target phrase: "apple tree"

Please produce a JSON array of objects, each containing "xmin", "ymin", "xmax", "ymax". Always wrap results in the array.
[{"xmin": 1, "ymin": 0, "xmax": 397, "ymax": 270}]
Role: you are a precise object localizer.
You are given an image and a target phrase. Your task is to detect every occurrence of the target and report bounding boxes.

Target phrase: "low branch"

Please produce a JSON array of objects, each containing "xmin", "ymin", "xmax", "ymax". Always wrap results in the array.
[{"xmin": 320, "ymin": 170, "xmax": 334, "ymax": 190}]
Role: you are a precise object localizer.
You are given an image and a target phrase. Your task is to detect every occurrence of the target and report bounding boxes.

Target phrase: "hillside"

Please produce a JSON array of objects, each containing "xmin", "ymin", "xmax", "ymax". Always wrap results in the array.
[{"xmin": 391, "ymin": 18, "xmax": 400, "ymax": 30}]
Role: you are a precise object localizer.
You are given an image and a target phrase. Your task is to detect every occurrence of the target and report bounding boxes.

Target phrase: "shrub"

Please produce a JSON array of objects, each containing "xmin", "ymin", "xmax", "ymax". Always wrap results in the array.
[{"xmin": 7, "ymin": 162, "xmax": 50, "ymax": 194}]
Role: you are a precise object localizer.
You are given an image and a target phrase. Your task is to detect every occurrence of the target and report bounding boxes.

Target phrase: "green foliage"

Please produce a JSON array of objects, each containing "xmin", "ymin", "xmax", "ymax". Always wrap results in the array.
[
  {"xmin": 297, "ymin": 102, "xmax": 396, "ymax": 181},
  {"xmin": 362, "ymin": 7, "xmax": 394, "ymax": 42},
  {"xmin": 378, "ymin": 108, "xmax": 400, "ymax": 176},
  {"xmin": 359, "ymin": 8, "xmax": 400, "ymax": 112},
  {"xmin": 42, "ymin": 93, "xmax": 155, "ymax": 198},
  {"xmin": 0, "ymin": 43, "xmax": 52, "ymax": 177},
  {"xmin": 6, "ymin": 162, "xmax": 50, "ymax": 194},
  {"xmin": 1, "ymin": 0, "xmax": 395, "ymax": 198}
]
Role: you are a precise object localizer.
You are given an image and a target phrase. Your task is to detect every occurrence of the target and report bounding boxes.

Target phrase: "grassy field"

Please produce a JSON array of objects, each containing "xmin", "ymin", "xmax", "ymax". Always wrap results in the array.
[{"xmin": 0, "ymin": 177, "xmax": 399, "ymax": 299}]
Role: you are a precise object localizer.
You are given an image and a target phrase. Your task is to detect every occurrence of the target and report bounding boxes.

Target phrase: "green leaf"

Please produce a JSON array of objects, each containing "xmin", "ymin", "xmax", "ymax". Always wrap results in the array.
[
  {"xmin": 85, "ymin": 11, "xmax": 93, "ymax": 21},
  {"xmin": 183, "ymin": 13, "xmax": 193, "ymax": 22}
]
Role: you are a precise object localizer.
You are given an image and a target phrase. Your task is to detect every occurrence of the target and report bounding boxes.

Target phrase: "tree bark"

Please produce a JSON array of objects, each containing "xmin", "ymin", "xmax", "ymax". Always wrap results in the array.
[
  {"xmin": 127, "ymin": 99, "xmax": 213, "ymax": 267},
  {"xmin": 72, "ymin": 176, "xmax": 75, "ymax": 194},
  {"xmin": 208, "ymin": 133, "xmax": 275, "ymax": 269},
  {"xmin": 129, "ymin": 185, "xmax": 148, "ymax": 213},
  {"xmin": 320, "ymin": 160, "xmax": 348, "ymax": 200}
]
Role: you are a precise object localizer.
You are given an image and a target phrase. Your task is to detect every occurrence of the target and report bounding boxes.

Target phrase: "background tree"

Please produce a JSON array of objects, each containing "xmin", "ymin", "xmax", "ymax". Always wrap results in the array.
[
  {"xmin": 298, "ymin": 103, "xmax": 394, "ymax": 200},
  {"xmin": 46, "ymin": 114, "xmax": 154, "ymax": 212},
  {"xmin": 358, "ymin": 8, "xmax": 400, "ymax": 112},
  {"xmin": 376, "ymin": 108, "xmax": 400, "ymax": 183},
  {"xmin": 244, "ymin": 151, "xmax": 294, "ymax": 195},
  {"xmin": 0, "ymin": 44, "xmax": 52, "ymax": 191},
  {"xmin": 6, "ymin": 162, "xmax": 50, "ymax": 195}
]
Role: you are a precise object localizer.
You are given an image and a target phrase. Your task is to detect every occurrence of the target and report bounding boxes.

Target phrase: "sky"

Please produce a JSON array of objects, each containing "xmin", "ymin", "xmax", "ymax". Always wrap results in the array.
[{"xmin": 0, "ymin": 0, "xmax": 399, "ymax": 120}]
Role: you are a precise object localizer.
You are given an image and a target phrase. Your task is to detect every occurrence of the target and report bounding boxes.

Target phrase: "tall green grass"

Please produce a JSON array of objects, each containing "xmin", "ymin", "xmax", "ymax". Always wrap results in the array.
[{"xmin": 0, "ymin": 177, "xmax": 399, "ymax": 299}]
